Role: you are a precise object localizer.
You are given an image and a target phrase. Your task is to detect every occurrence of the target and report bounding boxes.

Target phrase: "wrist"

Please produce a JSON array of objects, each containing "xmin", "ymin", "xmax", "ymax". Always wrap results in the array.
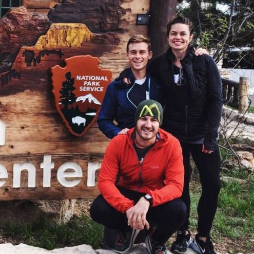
[{"xmin": 143, "ymin": 194, "xmax": 153, "ymax": 206}]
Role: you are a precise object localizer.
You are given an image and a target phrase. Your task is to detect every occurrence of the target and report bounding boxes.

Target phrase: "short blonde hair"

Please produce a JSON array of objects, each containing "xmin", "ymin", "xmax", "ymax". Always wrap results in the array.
[{"xmin": 126, "ymin": 34, "xmax": 151, "ymax": 52}]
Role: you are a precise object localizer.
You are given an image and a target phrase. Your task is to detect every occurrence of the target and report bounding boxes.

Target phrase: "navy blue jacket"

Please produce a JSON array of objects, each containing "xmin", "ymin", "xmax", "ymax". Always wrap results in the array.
[
  {"xmin": 97, "ymin": 72, "xmax": 162, "ymax": 139},
  {"xmin": 148, "ymin": 47, "xmax": 223, "ymax": 151}
]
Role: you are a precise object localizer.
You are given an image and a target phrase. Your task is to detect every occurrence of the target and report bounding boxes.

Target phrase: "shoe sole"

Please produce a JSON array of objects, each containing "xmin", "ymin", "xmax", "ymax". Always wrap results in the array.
[
  {"xmin": 189, "ymin": 240, "xmax": 204, "ymax": 254},
  {"xmin": 171, "ymin": 238, "xmax": 193, "ymax": 254},
  {"xmin": 113, "ymin": 229, "xmax": 140, "ymax": 254},
  {"xmin": 171, "ymin": 250, "xmax": 187, "ymax": 254}
]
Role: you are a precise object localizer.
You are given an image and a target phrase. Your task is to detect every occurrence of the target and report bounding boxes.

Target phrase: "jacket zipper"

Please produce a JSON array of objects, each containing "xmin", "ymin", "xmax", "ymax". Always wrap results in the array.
[
  {"xmin": 146, "ymin": 77, "xmax": 151, "ymax": 100},
  {"xmin": 132, "ymin": 138, "xmax": 163, "ymax": 191},
  {"xmin": 185, "ymin": 105, "xmax": 188, "ymax": 136},
  {"xmin": 136, "ymin": 158, "xmax": 144, "ymax": 191}
]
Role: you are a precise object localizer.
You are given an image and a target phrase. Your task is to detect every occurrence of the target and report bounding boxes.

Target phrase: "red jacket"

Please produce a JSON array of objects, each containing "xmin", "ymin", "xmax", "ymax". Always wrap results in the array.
[{"xmin": 98, "ymin": 127, "xmax": 184, "ymax": 213}]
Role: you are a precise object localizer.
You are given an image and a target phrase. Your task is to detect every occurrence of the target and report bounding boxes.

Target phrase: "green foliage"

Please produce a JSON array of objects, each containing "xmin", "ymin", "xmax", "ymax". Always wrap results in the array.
[
  {"xmin": 190, "ymin": 174, "xmax": 254, "ymax": 251},
  {"xmin": 248, "ymin": 106, "xmax": 254, "ymax": 114},
  {"xmin": 0, "ymin": 215, "xmax": 103, "ymax": 250},
  {"xmin": 177, "ymin": 0, "xmax": 254, "ymax": 63},
  {"xmin": 216, "ymin": 179, "xmax": 254, "ymax": 237}
]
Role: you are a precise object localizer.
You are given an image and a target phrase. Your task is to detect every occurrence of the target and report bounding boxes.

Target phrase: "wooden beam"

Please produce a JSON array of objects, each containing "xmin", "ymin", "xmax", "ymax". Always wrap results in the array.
[{"xmin": 148, "ymin": 0, "xmax": 178, "ymax": 57}]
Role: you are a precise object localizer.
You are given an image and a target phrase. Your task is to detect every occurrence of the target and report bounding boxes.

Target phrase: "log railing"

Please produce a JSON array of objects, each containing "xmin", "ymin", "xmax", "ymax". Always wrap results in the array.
[
  {"xmin": 222, "ymin": 78, "xmax": 239, "ymax": 108},
  {"xmin": 222, "ymin": 77, "xmax": 250, "ymax": 113}
]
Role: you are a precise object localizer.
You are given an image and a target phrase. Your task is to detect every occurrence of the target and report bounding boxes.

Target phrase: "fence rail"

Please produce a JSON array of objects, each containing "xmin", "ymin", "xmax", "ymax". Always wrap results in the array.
[
  {"xmin": 222, "ymin": 78, "xmax": 239, "ymax": 109},
  {"xmin": 222, "ymin": 77, "xmax": 250, "ymax": 113}
]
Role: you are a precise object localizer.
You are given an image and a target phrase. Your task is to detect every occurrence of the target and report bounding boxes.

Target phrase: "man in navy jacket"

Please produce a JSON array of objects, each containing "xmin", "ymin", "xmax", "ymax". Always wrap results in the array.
[{"xmin": 97, "ymin": 34, "xmax": 163, "ymax": 139}]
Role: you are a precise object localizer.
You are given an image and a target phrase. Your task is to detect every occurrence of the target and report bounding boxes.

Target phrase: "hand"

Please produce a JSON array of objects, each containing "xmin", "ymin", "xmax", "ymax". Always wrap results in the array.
[
  {"xmin": 126, "ymin": 197, "xmax": 150, "ymax": 230},
  {"xmin": 118, "ymin": 128, "xmax": 129, "ymax": 135},
  {"xmin": 123, "ymin": 77, "xmax": 131, "ymax": 85},
  {"xmin": 202, "ymin": 144, "xmax": 213, "ymax": 154},
  {"xmin": 195, "ymin": 47, "xmax": 209, "ymax": 56}
]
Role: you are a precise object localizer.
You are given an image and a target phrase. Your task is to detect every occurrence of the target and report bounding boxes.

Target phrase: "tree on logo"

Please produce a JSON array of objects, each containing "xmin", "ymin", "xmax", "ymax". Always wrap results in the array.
[{"xmin": 59, "ymin": 72, "xmax": 76, "ymax": 109}]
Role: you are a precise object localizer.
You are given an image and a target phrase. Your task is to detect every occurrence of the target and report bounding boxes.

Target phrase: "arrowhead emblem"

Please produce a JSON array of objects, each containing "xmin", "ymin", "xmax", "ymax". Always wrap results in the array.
[{"xmin": 51, "ymin": 55, "xmax": 112, "ymax": 136}]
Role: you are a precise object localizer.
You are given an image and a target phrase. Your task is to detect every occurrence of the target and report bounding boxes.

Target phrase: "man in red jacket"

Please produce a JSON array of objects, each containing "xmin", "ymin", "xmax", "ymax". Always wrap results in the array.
[{"xmin": 90, "ymin": 100, "xmax": 186, "ymax": 254}]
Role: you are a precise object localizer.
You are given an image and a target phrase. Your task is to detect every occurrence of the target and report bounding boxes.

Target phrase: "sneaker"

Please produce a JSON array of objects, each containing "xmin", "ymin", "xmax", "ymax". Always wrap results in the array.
[
  {"xmin": 113, "ymin": 228, "xmax": 140, "ymax": 253},
  {"xmin": 190, "ymin": 235, "xmax": 217, "ymax": 254},
  {"xmin": 171, "ymin": 230, "xmax": 192, "ymax": 254},
  {"xmin": 145, "ymin": 228, "xmax": 167, "ymax": 254}
]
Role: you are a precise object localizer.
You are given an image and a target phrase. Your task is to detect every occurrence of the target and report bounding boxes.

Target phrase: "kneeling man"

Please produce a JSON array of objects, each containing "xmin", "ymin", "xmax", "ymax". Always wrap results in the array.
[{"xmin": 90, "ymin": 100, "xmax": 186, "ymax": 254}]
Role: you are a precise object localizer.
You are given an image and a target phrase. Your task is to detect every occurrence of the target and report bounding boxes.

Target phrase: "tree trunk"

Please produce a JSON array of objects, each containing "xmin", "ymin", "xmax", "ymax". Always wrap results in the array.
[{"xmin": 148, "ymin": 0, "xmax": 178, "ymax": 58}]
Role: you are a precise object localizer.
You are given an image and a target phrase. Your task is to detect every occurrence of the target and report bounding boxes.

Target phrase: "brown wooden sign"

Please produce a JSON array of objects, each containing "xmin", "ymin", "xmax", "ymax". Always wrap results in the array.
[
  {"xmin": 51, "ymin": 55, "xmax": 112, "ymax": 136},
  {"xmin": 0, "ymin": 154, "xmax": 101, "ymax": 200}
]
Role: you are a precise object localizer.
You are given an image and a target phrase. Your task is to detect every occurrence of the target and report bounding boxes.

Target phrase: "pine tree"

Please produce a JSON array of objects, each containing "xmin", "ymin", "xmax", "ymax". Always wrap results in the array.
[{"xmin": 59, "ymin": 72, "xmax": 76, "ymax": 109}]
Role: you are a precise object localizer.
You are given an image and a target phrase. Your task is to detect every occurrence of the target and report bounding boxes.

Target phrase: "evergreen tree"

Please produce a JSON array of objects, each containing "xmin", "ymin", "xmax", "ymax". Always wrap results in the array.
[{"xmin": 59, "ymin": 72, "xmax": 76, "ymax": 109}]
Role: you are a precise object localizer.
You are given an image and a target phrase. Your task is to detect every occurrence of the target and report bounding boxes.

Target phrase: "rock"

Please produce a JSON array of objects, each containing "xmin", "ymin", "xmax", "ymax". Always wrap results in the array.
[
  {"xmin": 0, "ymin": 243, "xmax": 199, "ymax": 254},
  {"xmin": 0, "ymin": 199, "xmax": 94, "ymax": 226},
  {"xmin": 236, "ymin": 151, "xmax": 254, "ymax": 170},
  {"xmin": 221, "ymin": 107, "xmax": 254, "ymax": 147},
  {"xmin": 36, "ymin": 199, "xmax": 77, "ymax": 223},
  {"xmin": 221, "ymin": 176, "xmax": 247, "ymax": 184},
  {"xmin": 0, "ymin": 243, "xmax": 95, "ymax": 254}
]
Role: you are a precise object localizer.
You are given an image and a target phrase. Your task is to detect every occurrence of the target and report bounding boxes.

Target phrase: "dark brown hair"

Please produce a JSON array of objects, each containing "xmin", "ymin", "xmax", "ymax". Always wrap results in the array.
[
  {"xmin": 166, "ymin": 15, "xmax": 194, "ymax": 37},
  {"xmin": 126, "ymin": 34, "xmax": 151, "ymax": 52}
]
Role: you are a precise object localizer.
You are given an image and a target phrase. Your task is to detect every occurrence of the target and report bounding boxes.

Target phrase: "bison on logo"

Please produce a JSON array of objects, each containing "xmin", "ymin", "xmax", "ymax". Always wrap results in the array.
[{"xmin": 51, "ymin": 55, "xmax": 112, "ymax": 136}]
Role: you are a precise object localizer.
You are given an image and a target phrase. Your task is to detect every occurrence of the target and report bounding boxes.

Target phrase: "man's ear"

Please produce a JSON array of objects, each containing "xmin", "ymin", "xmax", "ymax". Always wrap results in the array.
[{"xmin": 149, "ymin": 51, "xmax": 153, "ymax": 59}]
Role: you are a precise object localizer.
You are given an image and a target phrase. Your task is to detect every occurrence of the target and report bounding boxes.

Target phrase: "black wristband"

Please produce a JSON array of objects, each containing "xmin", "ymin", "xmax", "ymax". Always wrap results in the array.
[{"xmin": 144, "ymin": 194, "xmax": 153, "ymax": 206}]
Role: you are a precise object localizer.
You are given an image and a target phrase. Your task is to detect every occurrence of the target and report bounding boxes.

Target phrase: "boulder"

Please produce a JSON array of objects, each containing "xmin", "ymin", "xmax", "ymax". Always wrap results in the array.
[{"xmin": 0, "ymin": 243, "xmax": 198, "ymax": 254}]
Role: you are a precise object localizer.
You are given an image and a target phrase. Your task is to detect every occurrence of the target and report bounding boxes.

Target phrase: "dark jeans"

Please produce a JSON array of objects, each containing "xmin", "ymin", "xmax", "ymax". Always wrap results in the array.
[
  {"xmin": 90, "ymin": 187, "xmax": 187, "ymax": 245},
  {"xmin": 179, "ymin": 143, "xmax": 221, "ymax": 237}
]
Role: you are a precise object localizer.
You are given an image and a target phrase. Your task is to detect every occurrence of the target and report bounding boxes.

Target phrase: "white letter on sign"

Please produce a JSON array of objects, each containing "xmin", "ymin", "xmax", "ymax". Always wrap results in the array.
[
  {"xmin": 57, "ymin": 162, "xmax": 82, "ymax": 187},
  {"xmin": 0, "ymin": 120, "xmax": 5, "ymax": 146},
  {"xmin": 87, "ymin": 162, "xmax": 101, "ymax": 187},
  {"xmin": 13, "ymin": 163, "xmax": 36, "ymax": 188},
  {"xmin": 0, "ymin": 164, "xmax": 8, "ymax": 187},
  {"xmin": 40, "ymin": 155, "xmax": 54, "ymax": 187}
]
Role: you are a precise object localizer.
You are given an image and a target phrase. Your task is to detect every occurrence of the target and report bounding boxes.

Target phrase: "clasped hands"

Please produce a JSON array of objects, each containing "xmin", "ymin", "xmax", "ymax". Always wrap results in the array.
[{"xmin": 126, "ymin": 197, "xmax": 150, "ymax": 230}]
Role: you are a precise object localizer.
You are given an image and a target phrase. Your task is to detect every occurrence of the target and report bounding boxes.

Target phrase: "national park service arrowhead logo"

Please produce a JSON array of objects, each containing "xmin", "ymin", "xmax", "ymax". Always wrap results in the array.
[{"xmin": 51, "ymin": 55, "xmax": 112, "ymax": 136}]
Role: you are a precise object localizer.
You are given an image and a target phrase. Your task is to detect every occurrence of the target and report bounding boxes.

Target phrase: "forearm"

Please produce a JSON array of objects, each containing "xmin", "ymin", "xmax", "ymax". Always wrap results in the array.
[
  {"xmin": 97, "ymin": 119, "xmax": 121, "ymax": 139},
  {"xmin": 205, "ymin": 58, "xmax": 223, "ymax": 149},
  {"xmin": 98, "ymin": 180, "xmax": 134, "ymax": 213}
]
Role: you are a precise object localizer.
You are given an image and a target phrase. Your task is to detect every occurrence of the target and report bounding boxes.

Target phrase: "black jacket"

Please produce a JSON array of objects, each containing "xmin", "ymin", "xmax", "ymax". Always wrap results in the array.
[{"xmin": 148, "ymin": 47, "xmax": 223, "ymax": 150}]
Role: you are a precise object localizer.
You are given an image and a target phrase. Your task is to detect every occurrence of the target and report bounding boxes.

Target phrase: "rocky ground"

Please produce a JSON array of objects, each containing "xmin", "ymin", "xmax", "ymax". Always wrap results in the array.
[
  {"xmin": 0, "ymin": 242, "xmax": 206, "ymax": 254},
  {"xmin": 1, "ymin": 237, "xmax": 253, "ymax": 254}
]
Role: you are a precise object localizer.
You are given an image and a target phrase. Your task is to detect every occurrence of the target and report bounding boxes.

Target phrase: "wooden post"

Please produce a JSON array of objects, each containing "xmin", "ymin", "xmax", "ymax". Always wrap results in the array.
[
  {"xmin": 238, "ymin": 77, "xmax": 250, "ymax": 114},
  {"xmin": 148, "ymin": 0, "xmax": 178, "ymax": 58}
]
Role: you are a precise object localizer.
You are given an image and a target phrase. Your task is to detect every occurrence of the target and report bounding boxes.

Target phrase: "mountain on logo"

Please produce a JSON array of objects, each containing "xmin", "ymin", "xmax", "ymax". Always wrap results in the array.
[{"xmin": 76, "ymin": 93, "xmax": 101, "ymax": 105}]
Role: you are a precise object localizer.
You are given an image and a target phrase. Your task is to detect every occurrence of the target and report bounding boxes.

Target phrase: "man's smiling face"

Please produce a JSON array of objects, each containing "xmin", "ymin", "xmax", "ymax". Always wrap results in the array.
[{"xmin": 127, "ymin": 42, "xmax": 152, "ymax": 72}]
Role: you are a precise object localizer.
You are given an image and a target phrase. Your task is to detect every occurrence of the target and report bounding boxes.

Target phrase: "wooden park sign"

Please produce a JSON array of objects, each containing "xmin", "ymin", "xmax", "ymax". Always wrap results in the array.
[
  {"xmin": 51, "ymin": 55, "xmax": 112, "ymax": 136},
  {"xmin": 0, "ymin": 55, "xmax": 112, "ymax": 200}
]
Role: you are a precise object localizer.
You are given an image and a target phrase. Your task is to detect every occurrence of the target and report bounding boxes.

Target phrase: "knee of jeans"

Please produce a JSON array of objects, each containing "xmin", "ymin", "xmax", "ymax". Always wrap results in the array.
[
  {"xmin": 176, "ymin": 201, "xmax": 187, "ymax": 221},
  {"xmin": 89, "ymin": 201, "xmax": 97, "ymax": 221},
  {"xmin": 166, "ymin": 199, "xmax": 187, "ymax": 223},
  {"xmin": 90, "ymin": 198, "xmax": 103, "ymax": 222}
]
